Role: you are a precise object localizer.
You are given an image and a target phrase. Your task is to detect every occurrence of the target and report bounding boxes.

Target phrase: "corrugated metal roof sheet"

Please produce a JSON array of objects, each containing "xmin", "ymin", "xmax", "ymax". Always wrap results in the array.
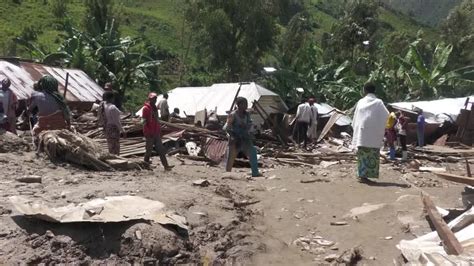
[
  {"xmin": 203, "ymin": 138, "xmax": 228, "ymax": 163},
  {"xmin": 0, "ymin": 59, "xmax": 103, "ymax": 102},
  {"xmin": 390, "ymin": 96, "xmax": 474, "ymax": 124}
]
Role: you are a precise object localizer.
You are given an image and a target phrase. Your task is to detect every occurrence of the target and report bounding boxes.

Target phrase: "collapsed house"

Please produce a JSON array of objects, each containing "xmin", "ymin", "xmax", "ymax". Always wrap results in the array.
[
  {"xmin": 0, "ymin": 58, "xmax": 104, "ymax": 111},
  {"xmin": 136, "ymin": 82, "xmax": 288, "ymax": 129},
  {"xmin": 389, "ymin": 96, "xmax": 474, "ymax": 146}
]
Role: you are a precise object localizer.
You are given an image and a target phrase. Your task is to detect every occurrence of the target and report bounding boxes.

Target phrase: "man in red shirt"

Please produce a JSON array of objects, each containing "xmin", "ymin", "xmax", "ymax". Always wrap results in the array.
[{"xmin": 142, "ymin": 93, "xmax": 174, "ymax": 171}]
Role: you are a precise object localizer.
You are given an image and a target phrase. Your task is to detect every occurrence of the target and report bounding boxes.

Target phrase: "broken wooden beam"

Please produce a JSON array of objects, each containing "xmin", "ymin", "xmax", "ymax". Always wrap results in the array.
[
  {"xmin": 421, "ymin": 193, "xmax": 464, "ymax": 255},
  {"xmin": 434, "ymin": 172, "xmax": 474, "ymax": 186},
  {"xmin": 466, "ymin": 158, "xmax": 472, "ymax": 177}
]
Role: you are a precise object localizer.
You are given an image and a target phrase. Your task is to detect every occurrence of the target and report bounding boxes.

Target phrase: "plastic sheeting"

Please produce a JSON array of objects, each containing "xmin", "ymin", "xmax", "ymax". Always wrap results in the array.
[
  {"xmin": 136, "ymin": 82, "xmax": 288, "ymax": 118},
  {"xmin": 390, "ymin": 96, "xmax": 474, "ymax": 124}
]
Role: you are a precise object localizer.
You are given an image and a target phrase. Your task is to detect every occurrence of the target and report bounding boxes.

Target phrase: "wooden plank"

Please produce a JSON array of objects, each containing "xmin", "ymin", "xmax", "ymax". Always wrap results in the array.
[
  {"xmin": 317, "ymin": 112, "xmax": 343, "ymax": 142},
  {"xmin": 421, "ymin": 193, "xmax": 464, "ymax": 255},
  {"xmin": 466, "ymin": 158, "xmax": 472, "ymax": 177},
  {"xmin": 435, "ymin": 172, "xmax": 474, "ymax": 186}
]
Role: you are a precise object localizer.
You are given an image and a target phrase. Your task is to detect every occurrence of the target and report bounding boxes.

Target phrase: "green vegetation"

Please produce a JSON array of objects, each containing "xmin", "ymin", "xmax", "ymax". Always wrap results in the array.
[{"xmin": 0, "ymin": 0, "xmax": 472, "ymax": 111}]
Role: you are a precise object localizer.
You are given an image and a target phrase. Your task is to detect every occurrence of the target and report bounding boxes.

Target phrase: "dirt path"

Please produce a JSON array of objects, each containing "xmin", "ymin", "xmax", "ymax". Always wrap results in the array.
[{"xmin": 0, "ymin": 151, "xmax": 466, "ymax": 264}]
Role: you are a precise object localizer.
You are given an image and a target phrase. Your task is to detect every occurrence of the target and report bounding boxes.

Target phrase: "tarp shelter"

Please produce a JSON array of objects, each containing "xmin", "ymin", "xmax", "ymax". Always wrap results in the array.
[
  {"xmin": 136, "ymin": 82, "xmax": 288, "ymax": 127},
  {"xmin": 390, "ymin": 96, "xmax": 474, "ymax": 124},
  {"xmin": 0, "ymin": 59, "xmax": 103, "ymax": 110}
]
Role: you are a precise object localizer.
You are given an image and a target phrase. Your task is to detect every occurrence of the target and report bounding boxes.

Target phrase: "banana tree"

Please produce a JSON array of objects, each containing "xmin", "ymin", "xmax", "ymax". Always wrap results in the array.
[{"xmin": 397, "ymin": 40, "xmax": 474, "ymax": 99}]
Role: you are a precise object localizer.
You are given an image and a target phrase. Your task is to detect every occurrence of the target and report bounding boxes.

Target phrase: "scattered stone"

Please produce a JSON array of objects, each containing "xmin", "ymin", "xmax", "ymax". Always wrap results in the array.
[
  {"xmin": 45, "ymin": 230, "xmax": 55, "ymax": 238},
  {"xmin": 15, "ymin": 175, "xmax": 42, "ymax": 184},
  {"xmin": 280, "ymin": 188, "xmax": 288, "ymax": 192},
  {"xmin": 330, "ymin": 246, "xmax": 339, "ymax": 251},
  {"xmin": 337, "ymin": 247, "xmax": 363, "ymax": 264},
  {"xmin": 330, "ymin": 221, "xmax": 348, "ymax": 226},
  {"xmin": 344, "ymin": 203, "xmax": 386, "ymax": 218},
  {"xmin": 0, "ymin": 206, "xmax": 12, "ymax": 215},
  {"xmin": 324, "ymin": 254, "xmax": 338, "ymax": 262},
  {"xmin": 316, "ymin": 239, "xmax": 335, "ymax": 247},
  {"xmin": 135, "ymin": 230, "xmax": 142, "ymax": 240},
  {"xmin": 384, "ymin": 236, "xmax": 393, "ymax": 240},
  {"xmin": 192, "ymin": 179, "xmax": 210, "ymax": 187},
  {"xmin": 320, "ymin": 161, "xmax": 339, "ymax": 168}
]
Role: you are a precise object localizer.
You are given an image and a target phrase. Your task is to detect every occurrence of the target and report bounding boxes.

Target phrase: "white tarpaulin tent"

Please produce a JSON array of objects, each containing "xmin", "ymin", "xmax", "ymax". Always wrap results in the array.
[
  {"xmin": 136, "ymin": 82, "xmax": 288, "ymax": 126},
  {"xmin": 390, "ymin": 96, "xmax": 474, "ymax": 124}
]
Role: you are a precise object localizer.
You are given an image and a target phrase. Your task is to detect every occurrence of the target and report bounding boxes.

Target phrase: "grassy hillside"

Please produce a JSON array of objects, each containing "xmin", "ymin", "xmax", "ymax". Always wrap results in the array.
[
  {"xmin": 380, "ymin": 0, "xmax": 462, "ymax": 26},
  {"xmin": 0, "ymin": 0, "xmax": 442, "ymax": 60}
]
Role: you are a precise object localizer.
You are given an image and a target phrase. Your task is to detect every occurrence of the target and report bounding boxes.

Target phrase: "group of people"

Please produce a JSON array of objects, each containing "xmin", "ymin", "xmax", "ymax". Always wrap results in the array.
[
  {"xmin": 0, "ymin": 75, "xmax": 71, "ymax": 138},
  {"xmin": 293, "ymin": 97, "xmax": 319, "ymax": 148},
  {"xmin": 352, "ymin": 83, "xmax": 426, "ymax": 183},
  {"xmin": 96, "ymin": 89, "xmax": 174, "ymax": 171}
]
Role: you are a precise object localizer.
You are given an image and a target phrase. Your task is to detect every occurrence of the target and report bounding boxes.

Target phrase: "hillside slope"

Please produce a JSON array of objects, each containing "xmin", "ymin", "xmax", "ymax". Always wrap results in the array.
[
  {"xmin": 380, "ymin": 0, "xmax": 462, "ymax": 26},
  {"xmin": 0, "ymin": 0, "xmax": 441, "ymax": 60}
]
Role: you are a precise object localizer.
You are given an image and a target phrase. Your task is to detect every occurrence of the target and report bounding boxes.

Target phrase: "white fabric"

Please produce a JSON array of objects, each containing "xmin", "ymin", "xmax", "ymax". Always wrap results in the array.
[
  {"xmin": 352, "ymin": 94, "xmax": 389, "ymax": 149},
  {"xmin": 135, "ymin": 82, "xmax": 288, "ymax": 118},
  {"xmin": 296, "ymin": 103, "xmax": 312, "ymax": 123}
]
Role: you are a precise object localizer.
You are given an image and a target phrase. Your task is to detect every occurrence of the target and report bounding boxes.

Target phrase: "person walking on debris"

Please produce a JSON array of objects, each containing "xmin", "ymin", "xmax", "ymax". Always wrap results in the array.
[
  {"xmin": 29, "ymin": 75, "xmax": 71, "ymax": 137},
  {"xmin": 293, "ymin": 98, "xmax": 312, "ymax": 148},
  {"xmin": 385, "ymin": 111, "xmax": 397, "ymax": 160},
  {"xmin": 396, "ymin": 111, "xmax": 408, "ymax": 161},
  {"xmin": 158, "ymin": 93, "xmax": 170, "ymax": 122},
  {"xmin": 0, "ymin": 78, "xmax": 18, "ymax": 134},
  {"xmin": 417, "ymin": 109, "xmax": 425, "ymax": 147},
  {"xmin": 102, "ymin": 91, "xmax": 124, "ymax": 155},
  {"xmin": 224, "ymin": 97, "xmax": 261, "ymax": 177},
  {"xmin": 307, "ymin": 97, "xmax": 319, "ymax": 143},
  {"xmin": 142, "ymin": 92, "xmax": 174, "ymax": 171},
  {"xmin": 352, "ymin": 83, "xmax": 389, "ymax": 183}
]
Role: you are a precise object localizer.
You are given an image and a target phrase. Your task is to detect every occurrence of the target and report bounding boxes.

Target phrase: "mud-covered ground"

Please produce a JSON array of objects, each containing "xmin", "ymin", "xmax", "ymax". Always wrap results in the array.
[{"xmin": 0, "ymin": 142, "xmax": 468, "ymax": 265}]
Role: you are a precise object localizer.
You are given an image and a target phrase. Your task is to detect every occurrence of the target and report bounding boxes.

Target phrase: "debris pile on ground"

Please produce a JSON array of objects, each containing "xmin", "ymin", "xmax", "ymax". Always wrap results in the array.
[
  {"xmin": 38, "ymin": 130, "xmax": 144, "ymax": 171},
  {"xmin": 397, "ymin": 193, "xmax": 474, "ymax": 264},
  {"xmin": 0, "ymin": 131, "xmax": 30, "ymax": 153}
]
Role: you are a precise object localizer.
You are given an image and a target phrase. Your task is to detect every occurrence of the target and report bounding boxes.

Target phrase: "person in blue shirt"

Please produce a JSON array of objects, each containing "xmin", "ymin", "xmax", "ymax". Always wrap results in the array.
[
  {"xmin": 417, "ymin": 109, "xmax": 425, "ymax": 147},
  {"xmin": 223, "ymin": 97, "xmax": 260, "ymax": 177}
]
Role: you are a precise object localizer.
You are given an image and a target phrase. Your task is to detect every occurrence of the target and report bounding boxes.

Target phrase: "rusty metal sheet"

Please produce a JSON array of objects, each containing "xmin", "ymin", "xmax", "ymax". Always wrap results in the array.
[
  {"xmin": 203, "ymin": 137, "xmax": 228, "ymax": 163},
  {"xmin": 0, "ymin": 59, "xmax": 103, "ymax": 103}
]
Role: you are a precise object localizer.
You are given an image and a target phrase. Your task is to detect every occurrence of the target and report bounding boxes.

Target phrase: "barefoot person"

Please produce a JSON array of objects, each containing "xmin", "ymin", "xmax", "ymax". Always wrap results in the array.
[
  {"xmin": 102, "ymin": 91, "xmax": 124, "ymax": 155},
  {"xmin": 142, "ymin": 92, "xmax": 174, "ymax": 171},
  {"xmin": 352, "ymin": 83, "xmax": 389, "ymax": 183},
  {"xmin": 224, "ymin": 97, "xmax": 261, "ymax": 177}
]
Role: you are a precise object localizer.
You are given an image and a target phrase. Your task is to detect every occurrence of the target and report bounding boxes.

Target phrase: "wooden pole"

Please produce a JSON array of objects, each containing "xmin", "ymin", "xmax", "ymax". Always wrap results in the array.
[
  {"xmin": 421, "ymin": 193, "xmax": 464, "ymax": 255},
  {"xmin": 229, "ymin": 83, "xmax": 243, "ymax": 113},
  {"xmin": 63, "ymin": 72, "xmax": 70, "ymax": 99},
  {"xmin": 435, "ymin": 172, "xmax": 474, "ymax": 186}
]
